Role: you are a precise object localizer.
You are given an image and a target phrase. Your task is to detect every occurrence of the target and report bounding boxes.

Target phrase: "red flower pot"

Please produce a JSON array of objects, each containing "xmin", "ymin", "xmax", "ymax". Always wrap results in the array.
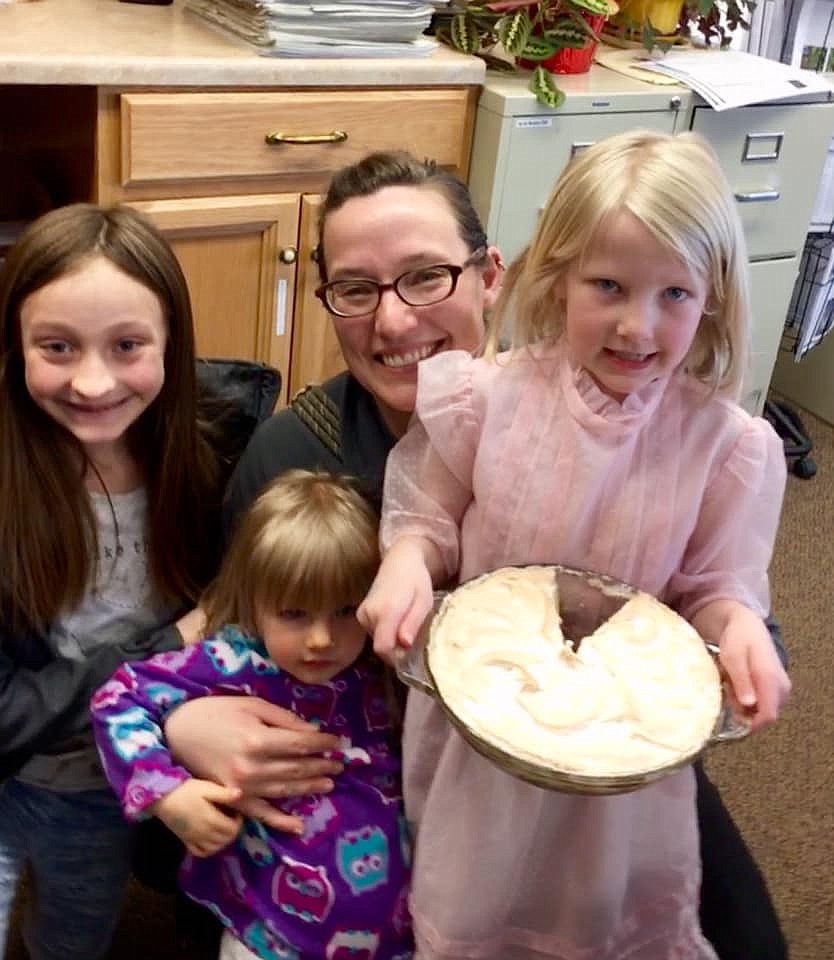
[{"xmin": 519, "ymin": 12, "xmax": 607, "ymax": 75}]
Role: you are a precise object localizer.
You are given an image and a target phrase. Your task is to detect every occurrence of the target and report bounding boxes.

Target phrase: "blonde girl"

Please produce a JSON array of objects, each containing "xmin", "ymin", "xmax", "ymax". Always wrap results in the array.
[
  {"xmin": 359, "ymin": 130, "xmax": 790, "ymax": 960},
  {"xmin": 92, "ymin": 470, "xmax": 412, "ymax": 960}
]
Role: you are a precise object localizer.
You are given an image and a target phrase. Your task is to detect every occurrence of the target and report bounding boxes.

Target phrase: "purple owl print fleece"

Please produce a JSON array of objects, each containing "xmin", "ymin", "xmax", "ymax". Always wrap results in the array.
[{"xmin": 90, "ymin": 626, "xmax": 413, "ymax": 960}]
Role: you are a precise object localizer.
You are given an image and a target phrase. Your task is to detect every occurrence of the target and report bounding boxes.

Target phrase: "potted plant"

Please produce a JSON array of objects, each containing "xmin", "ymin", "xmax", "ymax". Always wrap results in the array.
[
  {"xmin": 603, "ymin": 0, "xmax": 756, "ymax": 51},
  {"xmin": 433, "ymin": 0, "xmax": 619, "ymax": 107},
  {"xmin": 434, "ymin": 0, "xmax": 756, "ymax": 108}
]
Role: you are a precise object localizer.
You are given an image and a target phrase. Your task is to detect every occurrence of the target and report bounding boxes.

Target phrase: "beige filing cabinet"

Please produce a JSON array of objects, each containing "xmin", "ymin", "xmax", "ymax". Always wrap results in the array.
[{"xmin": 468, "ymin": 69, "xmax": 834, "ymax": 414}]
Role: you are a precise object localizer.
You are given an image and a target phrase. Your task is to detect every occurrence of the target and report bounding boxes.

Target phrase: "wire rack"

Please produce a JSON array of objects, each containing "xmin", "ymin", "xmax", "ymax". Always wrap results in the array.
[{"xmin": 780, "ymin": 231, "xmax": 834, "ymax": 361}]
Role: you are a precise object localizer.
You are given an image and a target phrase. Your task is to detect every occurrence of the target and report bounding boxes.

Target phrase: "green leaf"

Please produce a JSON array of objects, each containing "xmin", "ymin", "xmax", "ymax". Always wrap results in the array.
[
  {"xmin": 497, "ymin": 9, "xmax": 533, "ymax": 54},
  {"xmin": 518, "ymin": 35, "xmax": 559, "ymax": 59},
  {"xmin": 480, "ymin": 51, "xmax": 522, "ymax": 72},
  {"xmin": 696, "ymin": 0, "xmax": 714, "ymax": 15},
  {"xmin": 528, "ymin": 65, "xmax": 566, "ymax": 108},
  {"xmin": 450, "ymin": 13, "xmax": 482, "ymax": 53},
  {"xmin": 559, "ymin": 9, "xmax": 603, "ymax": 37},
  {"xmin": 544, "ymin": 19, "xmax": 589, "ymax": 47}
]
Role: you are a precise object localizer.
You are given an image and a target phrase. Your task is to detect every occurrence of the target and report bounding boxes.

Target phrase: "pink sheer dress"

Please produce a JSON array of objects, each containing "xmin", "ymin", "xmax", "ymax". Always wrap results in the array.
[{"xmin": 380, "ymin": 339, "xmax": 786, "ymax": 960}]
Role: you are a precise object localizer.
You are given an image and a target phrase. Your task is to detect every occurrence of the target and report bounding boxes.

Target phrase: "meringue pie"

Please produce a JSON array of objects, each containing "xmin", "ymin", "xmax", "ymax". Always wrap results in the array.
[{"xmin": 427, "ymin": 566, "xmax": 722, "ymax": 778}]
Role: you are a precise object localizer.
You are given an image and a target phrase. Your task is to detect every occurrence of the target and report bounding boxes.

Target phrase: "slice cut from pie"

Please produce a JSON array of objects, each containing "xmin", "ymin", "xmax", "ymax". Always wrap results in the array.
[{"xmin": 427, "ymin": 566, "xmax": 722, "ymax": 779}]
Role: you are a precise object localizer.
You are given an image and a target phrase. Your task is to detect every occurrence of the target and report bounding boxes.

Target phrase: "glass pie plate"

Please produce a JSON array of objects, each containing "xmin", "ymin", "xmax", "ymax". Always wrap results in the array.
[{"xmin": 395, "ymin": 564, "xmax": 751, "ymax": 796}]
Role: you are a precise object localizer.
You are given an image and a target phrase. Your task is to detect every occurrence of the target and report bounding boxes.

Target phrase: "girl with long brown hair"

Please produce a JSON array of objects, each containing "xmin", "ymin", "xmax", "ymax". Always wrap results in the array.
[{"xmin": 0, "ymin": 203, "xmax": 224, "ymax": 960}]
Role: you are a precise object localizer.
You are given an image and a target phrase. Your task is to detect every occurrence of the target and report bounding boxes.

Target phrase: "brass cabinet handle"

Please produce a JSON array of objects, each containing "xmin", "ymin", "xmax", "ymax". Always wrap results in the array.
[
  {"xmin": 265, "ymin": 130, "xmax": 348, "ymax": 145},
  {"xmin": 279, "ymin": 246, "xmax": 298, "ymax": 264}
]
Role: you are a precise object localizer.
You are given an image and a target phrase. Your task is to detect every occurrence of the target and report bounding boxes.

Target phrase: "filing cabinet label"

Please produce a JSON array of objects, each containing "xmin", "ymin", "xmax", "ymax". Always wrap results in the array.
[{"xmin": 516, "ymin": 117, "xmax": 553, "ymax": 128}]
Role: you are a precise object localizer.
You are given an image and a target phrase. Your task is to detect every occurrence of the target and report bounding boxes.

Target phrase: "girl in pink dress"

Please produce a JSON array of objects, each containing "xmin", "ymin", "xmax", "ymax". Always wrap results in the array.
[{"xmin": 358, "ymin": 129, "xmax": 792, "ymax": 960}]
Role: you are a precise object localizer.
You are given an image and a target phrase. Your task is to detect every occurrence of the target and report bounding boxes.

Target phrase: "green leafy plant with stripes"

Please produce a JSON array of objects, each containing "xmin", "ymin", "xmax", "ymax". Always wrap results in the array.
[{"xmin": 435, "ymin": 0, "xmax": 618, "ymax": 107}]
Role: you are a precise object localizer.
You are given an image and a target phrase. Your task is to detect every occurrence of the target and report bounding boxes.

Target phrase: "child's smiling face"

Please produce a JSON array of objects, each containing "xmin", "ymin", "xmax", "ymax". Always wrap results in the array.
[
  {"xmin": 558, "ymin": 210, "xmax": 710, "ymax": 402},
  {"xmin": 20, "ymin": 254, "xmax": 167, "ymax": 462}
]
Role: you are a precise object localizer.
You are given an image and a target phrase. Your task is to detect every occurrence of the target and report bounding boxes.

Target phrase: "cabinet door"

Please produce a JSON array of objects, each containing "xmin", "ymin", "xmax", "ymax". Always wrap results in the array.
[
  {"xmin": 289, "ymin": 194, "xmax": 346, "ymax": 395},
  {"xmin": 128, "ymin": 194, "xmax": 300, "ymax": 408}
]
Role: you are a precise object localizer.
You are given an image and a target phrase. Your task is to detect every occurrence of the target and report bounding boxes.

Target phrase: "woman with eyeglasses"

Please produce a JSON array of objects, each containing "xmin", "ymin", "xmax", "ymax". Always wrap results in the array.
[{"xmin": 163, "ymin": 150, "xmax": 787, "ymax": 960}]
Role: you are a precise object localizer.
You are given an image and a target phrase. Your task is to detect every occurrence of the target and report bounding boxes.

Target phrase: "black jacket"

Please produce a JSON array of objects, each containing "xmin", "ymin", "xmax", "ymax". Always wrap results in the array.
[{"xmin": 224, "ymin": 371, "xmax": 396, "ymax": 535}]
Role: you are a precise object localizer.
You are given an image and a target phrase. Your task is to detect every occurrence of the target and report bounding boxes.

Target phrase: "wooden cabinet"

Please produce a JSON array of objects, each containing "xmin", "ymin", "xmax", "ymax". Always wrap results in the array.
[
  {"xmin": 125, "ymin": 194, "xmax": 301, "ymax": 384},
  {"xmin": 93, "ymin": 85, "xmax": 478, "ymax": 406},
  {"xmin": 290, "ymin": 195, "xmax": 347, "ymax": 390},
  {"xmin": 117, "ymin": 90, "xmax": 474, "ymax": 189}
]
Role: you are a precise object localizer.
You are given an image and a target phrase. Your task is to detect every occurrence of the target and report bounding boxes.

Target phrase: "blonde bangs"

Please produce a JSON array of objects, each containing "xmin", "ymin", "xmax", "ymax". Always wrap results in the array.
[
  {"xmin": 203, "ymin": 470, "xmax": 379, "ymax": 634},
  {"xmin": 618, "ymin": 137, "xmax": 750, "ymax": 398},
  {"xmin": 490, "ymin": 151, "xmax": 633, "ymax": 354},
  {"xmin": 253, "ymin": 510, "xmax": 379, "ymax": 617}
]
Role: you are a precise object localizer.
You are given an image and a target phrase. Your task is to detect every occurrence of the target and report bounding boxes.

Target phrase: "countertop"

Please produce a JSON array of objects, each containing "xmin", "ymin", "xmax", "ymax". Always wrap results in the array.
[{"xmin": 0, "ymin": 0, "xmax": 486, "ymax": 86}]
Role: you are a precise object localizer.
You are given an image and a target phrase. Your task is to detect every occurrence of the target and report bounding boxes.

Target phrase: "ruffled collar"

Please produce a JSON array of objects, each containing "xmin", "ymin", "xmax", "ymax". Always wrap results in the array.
[{"xmin": 554, "ymin": 340, "xmax": 671, "ymax": 438}]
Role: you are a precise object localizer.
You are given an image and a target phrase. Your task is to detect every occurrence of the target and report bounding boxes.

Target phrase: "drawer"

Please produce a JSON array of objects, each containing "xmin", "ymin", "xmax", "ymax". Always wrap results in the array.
[
  {"xmin": 690, "ymin": 102, "xmax": 834, "ymax": 261},
  {"xmin": 119, "ymin": 89, "xmax": 473, "ymax": 188}
]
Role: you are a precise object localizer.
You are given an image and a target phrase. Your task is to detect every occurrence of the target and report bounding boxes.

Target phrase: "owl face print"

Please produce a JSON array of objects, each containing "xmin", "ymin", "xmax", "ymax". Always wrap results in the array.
[
  {"xmin": 336, "ymin": 825, "xmax": 389, "ymax": 896},
  {"xmin": 272, "ymin": 857, "xmax": 335, "ymax": 924},
  {"xmin": 326, "ymin": 929, "xmax": 381, "ymax": 960}
]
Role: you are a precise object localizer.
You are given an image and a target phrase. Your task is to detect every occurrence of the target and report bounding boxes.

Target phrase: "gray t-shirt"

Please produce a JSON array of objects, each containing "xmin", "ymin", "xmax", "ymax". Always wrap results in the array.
[{"xmin": 17, "ymin": 488, "xmax": 174, "ymax": 791}]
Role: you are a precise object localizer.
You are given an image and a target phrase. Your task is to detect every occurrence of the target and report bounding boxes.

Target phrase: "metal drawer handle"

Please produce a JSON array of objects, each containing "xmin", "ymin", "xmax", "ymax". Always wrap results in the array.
[
  {"xmin": 265, "ymin": 130, "xmax": 348, "ymax": 145},
  {"xmin": 734, "ymin": 190, "xmax": 781, "ymax": 203},
  {"xmin": 742, "ymin": 132, "xmax": 784, "ymax": 162},
  {"xmin": 570, "ymin": 141, "xmax": 595, "ymax": 157}
]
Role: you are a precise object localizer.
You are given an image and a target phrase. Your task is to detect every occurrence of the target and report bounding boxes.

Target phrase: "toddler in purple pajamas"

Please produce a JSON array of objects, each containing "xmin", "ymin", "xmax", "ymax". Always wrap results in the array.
[{"xmin": 91, "ymin": 470, "xmax": 412, "ymax": 960}]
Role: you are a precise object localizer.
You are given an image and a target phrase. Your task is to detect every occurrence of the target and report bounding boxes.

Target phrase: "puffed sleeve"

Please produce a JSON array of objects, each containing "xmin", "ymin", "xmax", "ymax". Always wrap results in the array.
[
  {"xmin": 380, "ymin": 350, "xmax": 481, "ymax": 580},
  {"xmin": 90, "ymin": 639, "xmax": 233, "ymax": 820},
  {"xmin": 668, "ymin": 417, "xmax": 787, "ymax": 620}
]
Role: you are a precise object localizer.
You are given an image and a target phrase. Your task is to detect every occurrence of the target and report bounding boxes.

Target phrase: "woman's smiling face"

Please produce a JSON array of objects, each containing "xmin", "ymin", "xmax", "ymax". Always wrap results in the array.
[{"xmin": 321, "ymin": 185, "xmax": 502, "ymax": 436}]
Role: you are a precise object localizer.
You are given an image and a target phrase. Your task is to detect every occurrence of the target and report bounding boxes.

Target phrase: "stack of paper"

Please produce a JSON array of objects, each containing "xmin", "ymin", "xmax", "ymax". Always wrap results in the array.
[
  {"xmin": 186, "ymin": 0, "xmax": 440, "ymax": 57},
  {"xmin": 631, "ymin": 49, "xmax": 834, "ymax": 111}
]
